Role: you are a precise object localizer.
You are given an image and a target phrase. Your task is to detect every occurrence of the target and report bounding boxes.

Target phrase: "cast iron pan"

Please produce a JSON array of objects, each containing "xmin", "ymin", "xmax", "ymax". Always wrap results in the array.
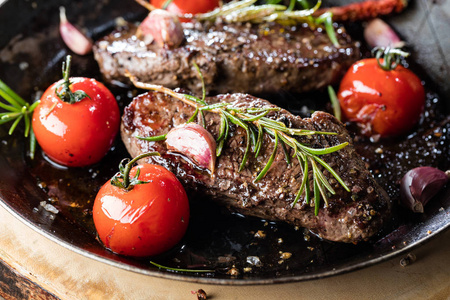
[{"xmin": 0, "ymin": 0, "xmax": 449, "ymax": 284}]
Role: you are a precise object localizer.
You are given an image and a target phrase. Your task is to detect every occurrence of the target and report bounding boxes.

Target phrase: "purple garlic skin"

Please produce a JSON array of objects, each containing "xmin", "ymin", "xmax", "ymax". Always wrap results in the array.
[
  {"xmin": 400, "ymin": 166, "xmax": 449, "ymax": 213},
  {"xmin": 138, "ymin": 9, "xmax": 184, "ymax": 48},
  {"xmin": 59, "ymin": 7, "xmax": 93, "ymax": 55},
  {"xmin": 364, "ymin": 18, "xmax": 404, "ymax": 49},
  {"xmin": 165, "ymin": 123, "xmax": 217, "ymax": 173}
]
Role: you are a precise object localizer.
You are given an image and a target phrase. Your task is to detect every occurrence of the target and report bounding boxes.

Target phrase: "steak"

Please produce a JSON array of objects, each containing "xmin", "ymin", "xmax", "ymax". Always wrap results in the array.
[
  {"xmin": 121, "ymin": 91, "xmax": 391, "ymax": 243},
  {"xmin": 94, "ymin": 21, "xmax": 360, "ymax": 95}
]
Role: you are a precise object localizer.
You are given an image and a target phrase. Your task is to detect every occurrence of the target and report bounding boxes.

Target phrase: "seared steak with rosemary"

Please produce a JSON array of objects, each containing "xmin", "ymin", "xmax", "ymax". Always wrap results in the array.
[
  {"xmin": 94, "ymin": 21, "xmax": 360, "ymax": 95},
  {"xmin": 121, "ymin": 91, "xmax": 391, "ymax": 243}
]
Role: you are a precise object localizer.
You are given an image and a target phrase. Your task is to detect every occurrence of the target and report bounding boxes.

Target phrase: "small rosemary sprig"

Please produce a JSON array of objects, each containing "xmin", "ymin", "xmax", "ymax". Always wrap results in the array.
[
  {"xmin": 150, "ymin": 261, "xmax": 214, "ymax": 273},
  {"xmin": 327, "ymin": 85, "xmax": 341, "ymax": 121},
  {"xmin": 126, "ymin": 71, "xmax": 350, "ymax": 215},
  {"xmin": 0, "ymin": 79, "xmax": 40, "ymax": 159}
]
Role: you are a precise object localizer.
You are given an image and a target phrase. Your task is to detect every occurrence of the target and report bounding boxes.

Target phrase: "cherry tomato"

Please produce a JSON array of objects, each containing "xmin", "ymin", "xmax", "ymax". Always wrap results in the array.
[
  {"xmin": 93, "ymin": 164, "xmax": 190, "ymax": 257},
  {"xmin": 151, "ymin": 0, "xmax": 219, "ymax": 16},
  {"xmin": 337, "ymin": 58, "xmax": 425, "ymax": 138},
  {"xmin": 32, "ymin": 77, "xmax": 120, "ymax": 167}
]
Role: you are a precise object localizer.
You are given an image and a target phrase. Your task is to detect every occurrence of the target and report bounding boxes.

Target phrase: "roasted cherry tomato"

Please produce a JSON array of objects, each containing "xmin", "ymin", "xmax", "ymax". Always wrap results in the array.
[
  {"xmin": 337, "ymin": 51, "xmax": 425, "ymax": 138},
  {"xmin": 151, "ymin": 0, "xmax": 219, "ymax": 16},
  {"xmin": 32, "ymin": 56, "xmax": 120, "ymax": 167},
  {"xmin": 93, "ymin": 162, "xmax": 190, "ymax": 257}
]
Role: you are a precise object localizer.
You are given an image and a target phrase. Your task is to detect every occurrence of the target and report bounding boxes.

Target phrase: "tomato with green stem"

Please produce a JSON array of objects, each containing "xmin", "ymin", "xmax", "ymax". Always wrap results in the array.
[
  {"xmin": 93, "ymin": 152, "xmax": 190, "ymax": 257},
  {"xmin": 337, "ymin": 48, "xmax": 425, "ymax": 138},
  {"xmin": 32, "ymin": 55, "xmax": 120, "ymax": 167}
]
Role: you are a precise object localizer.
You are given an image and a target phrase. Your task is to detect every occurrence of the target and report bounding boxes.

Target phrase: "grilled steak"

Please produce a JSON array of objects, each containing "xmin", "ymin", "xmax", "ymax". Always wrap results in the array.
[
  {"xmin": 121, "ymin": 91, "xmax": 391, "ymax": 243},
  {"xmin": 94, "ymin": 21, "xmax": 360, "ymax": 95}
]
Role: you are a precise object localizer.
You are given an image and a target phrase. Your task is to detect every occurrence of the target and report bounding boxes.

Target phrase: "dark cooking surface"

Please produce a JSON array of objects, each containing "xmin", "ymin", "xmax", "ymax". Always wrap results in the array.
[{"xmin": 0, "ymin": 0, "xmax": 449, "ymax": 284}]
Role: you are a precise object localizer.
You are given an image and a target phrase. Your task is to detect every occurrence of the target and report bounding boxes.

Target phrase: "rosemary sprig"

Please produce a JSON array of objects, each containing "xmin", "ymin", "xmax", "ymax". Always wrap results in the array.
[
  {"xmin": 197, "ymin": 0, "xmax": 316, "ymax": 23},
  {"xmin": 0, "ymin": 79, "xmax": 40, "ymax": 159},
  {"xmin": 161, "ymin": 0, "xmax": 174, "ymax": 10},
  {"xmin": 126, "ymin": 72, "xmax": 350, "ymax": 215},
  {"xmin": 327, "ymin": 85, "xmax": 341, "ymax": 121},
  {"xmin": 314, "ymin": 11, "xmax": 339, "ymax": 47},
  {"xmin": 194, "ymin": 0, "xmax": 339, "ymax": 47},
  {"xmin": 150, "ymin": 261, "xmax": 214, "ymax": 273}
]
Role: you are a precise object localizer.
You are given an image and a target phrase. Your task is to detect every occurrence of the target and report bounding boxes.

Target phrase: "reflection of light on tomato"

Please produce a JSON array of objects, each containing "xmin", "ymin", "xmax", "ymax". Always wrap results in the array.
[
  {"xmin": 93, "ymin": 164, "xmax": 190, "ymax": 257},
  {"xmin": 337, "ymin": 58, "xmax": 425, "ymax": 138}
]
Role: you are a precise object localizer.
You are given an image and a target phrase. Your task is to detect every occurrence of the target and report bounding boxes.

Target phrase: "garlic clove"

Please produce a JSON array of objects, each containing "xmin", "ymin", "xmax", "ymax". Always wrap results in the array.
[
  {"xmin": 59, "ymin": 7, "xmax": 93, "ymax": 55},
  {"xmin": 400, "ymin": 166, "xmax": 449, "ymax": 213},
  {"xmin": 138, "ymin": 9, "xmax": 184, "ymax": 49},
  {"xmin": 364, "ymin": 18, "xmax": 405, "ymax": 49},
  {"xmin": 165, "ymin": 123, "xmax": 216, "ymax": 173}
]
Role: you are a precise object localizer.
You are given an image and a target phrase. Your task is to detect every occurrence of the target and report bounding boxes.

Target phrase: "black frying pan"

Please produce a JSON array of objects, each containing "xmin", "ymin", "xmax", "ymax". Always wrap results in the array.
[{"xmin": 0, "ymin": 0, "xmax": 448, "ymax": 284}]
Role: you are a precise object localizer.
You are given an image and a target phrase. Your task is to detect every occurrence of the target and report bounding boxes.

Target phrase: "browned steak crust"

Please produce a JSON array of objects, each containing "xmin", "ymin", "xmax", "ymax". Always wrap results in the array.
[
  {"xmin": 94, "ymin": 21, "xmax": 360, "ymax": 95},
  {"xmin": 121, "ymin": 91, "xmax": 391, "ymax": 243}
]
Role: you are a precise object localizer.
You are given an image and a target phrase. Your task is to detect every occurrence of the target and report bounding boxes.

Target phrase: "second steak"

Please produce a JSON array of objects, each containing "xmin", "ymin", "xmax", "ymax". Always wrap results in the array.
[{"xmin": 94, "ymin": 21, "xmax": 360, "ymax": 95}]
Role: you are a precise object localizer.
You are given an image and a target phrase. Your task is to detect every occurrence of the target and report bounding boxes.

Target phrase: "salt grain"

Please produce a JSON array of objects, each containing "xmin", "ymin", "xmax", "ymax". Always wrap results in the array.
[
  {"xmin": 40, "ymin": 201, "xmax": 59, "ymax": 214},
  {"xmin": 246, "ymin": 256, "xmax": 262, "ymax": 267}
]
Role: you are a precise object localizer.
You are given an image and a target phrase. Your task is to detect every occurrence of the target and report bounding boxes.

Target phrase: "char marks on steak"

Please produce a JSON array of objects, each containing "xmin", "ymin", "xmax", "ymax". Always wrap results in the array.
[
  {"xmin": 94, "ymin": 21, "xmax": 360, "ymax": 95},
  {"xmin": 121, "ymin": 91, "xmax": 391, "ymax": 243}
]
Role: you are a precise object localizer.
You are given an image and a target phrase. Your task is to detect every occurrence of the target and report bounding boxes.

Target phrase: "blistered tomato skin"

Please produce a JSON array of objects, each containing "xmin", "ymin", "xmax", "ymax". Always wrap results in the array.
[
  {"xmin": 337, "ymin": 58, "xmax": 425, "ymax": 138},
  {"xmin": 93, "ymin": 164, "xmax": 190, "ymax": 257},
  {"xmin": 32, "ymin": 78, "xmax": 120, "ymax": 167}
]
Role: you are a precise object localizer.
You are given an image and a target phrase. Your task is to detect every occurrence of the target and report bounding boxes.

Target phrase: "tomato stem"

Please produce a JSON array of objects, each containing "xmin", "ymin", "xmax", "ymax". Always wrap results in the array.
[
  {"xmin": 373, "ymin": 47, "xmax": 410, "ymax": 71},
  {"xmin": 111, "ymin": 152, "xmax": 161, "ymax": 190},
  {"xmin": 55, "ymin": 55, "xmax": 91, "ymax": 104}
]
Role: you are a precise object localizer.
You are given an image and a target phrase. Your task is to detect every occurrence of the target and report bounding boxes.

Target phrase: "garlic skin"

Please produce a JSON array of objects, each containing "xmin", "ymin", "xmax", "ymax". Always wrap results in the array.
[
  {"xmin": 364, "ymin": 18, "xmax": 405, "ymax": 49},
  {"xmin": 138, "ymin": 9, "xmax": 184, "ymax": 49},
  {"xmin": 400, "ymin": 167, "xmax": 449, "ymax": 213},
  {"xmin": 59, "ymin": 7, "xmax": 93, "ymax": 55},
  {"xmin": 165, "ymin": 123, "xmax": 216, "ymax": 173}
]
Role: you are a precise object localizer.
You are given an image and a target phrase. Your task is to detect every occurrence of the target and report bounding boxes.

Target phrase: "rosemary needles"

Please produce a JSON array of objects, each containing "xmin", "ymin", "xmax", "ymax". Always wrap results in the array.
[
  {"xmin": 0, "ymin": 80, "xmax": 39, "ymax": 158},
  {"xmin": 127, "ymin": 72, "xmax": 350, "ymax": 215},
  {"xmin": 195, "ymin": 0, "xmax": 339, "ymax": 47}
]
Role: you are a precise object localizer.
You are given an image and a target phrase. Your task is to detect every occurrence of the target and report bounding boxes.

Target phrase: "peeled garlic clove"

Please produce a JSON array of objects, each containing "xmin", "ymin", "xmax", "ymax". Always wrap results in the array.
[
  {"xmin": 59, "ymin": 7, "xmax": 93, "ymax": 55},
  {"xmin": 364, "ymin": 18, "xmax": 405, "ymax": 49},
  {"xmin": 165, "ymin": 123, "xmax": 216, "ymax": 173},
  {"xmin": 138, "ymin": 9, "xmax": 184, "ymax": 48},
  {"xmin": 400, "ymin": 167, "xmax": 449, "ymax": 213}
]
